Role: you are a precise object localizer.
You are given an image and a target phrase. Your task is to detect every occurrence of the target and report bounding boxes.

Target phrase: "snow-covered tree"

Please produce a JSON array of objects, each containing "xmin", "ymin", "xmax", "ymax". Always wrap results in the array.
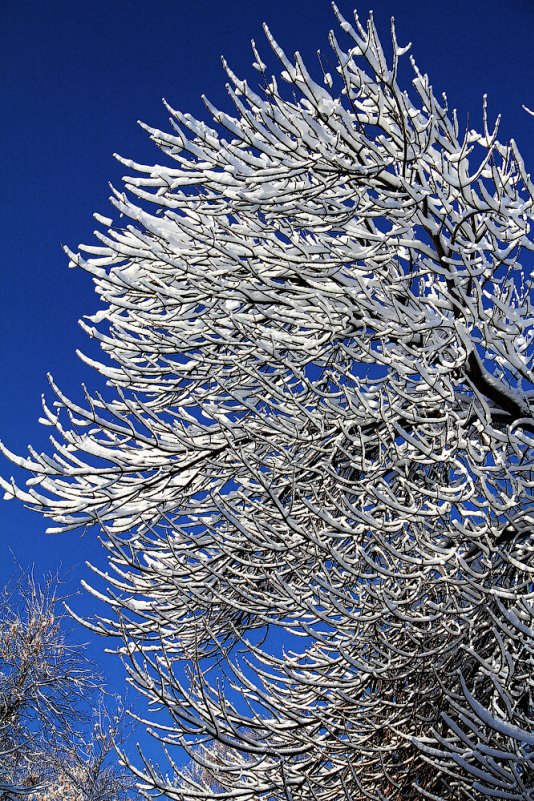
[
  {"xmin": 2, "ymin": 6, "xmax": 534, "ymax": 800},
  {"xmin": 172, "ymin": 739, "xmax": 260, "ymax": 800}
]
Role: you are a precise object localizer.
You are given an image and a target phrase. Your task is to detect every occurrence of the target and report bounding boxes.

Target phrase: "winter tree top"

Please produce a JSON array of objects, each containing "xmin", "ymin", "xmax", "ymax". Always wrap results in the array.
[{"xmin": 2, "ymin": 6, "xmax": 533, "ymax": 800}]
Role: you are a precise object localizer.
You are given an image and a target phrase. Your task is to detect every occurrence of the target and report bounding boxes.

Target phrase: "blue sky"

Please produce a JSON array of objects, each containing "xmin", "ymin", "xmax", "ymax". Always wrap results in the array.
[{"xmin": 1, "ymin": 0, "xmax": 533, "ymax": 774}]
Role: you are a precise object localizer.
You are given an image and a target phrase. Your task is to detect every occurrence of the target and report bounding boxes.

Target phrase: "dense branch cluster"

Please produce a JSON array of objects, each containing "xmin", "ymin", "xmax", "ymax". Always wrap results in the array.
[
  {"xmin": 2, "ymin": 7, "xmax": 533, "ymax": 800},
  {"xmin": 0, "ymin": 576, "xmax": 132, "ymax": 801}
]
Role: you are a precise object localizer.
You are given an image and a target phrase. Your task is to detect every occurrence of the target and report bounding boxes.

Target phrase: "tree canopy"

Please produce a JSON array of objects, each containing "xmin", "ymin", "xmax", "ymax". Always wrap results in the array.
[{"xmin": 2, "ymin": 7, "xmax": 533, "ymax": 800}]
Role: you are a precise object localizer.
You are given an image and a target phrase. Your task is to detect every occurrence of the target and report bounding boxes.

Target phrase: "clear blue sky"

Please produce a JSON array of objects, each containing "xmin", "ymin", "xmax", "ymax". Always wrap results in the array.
[{"xmin": 1, "ymin": 0, "xmax": 533, "ymax": 771}]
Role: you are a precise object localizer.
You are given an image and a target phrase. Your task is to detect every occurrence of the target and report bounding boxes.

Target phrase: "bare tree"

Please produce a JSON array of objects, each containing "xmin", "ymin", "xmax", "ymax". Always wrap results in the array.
[
  {"xmin": 27, "ymin": 705, "xmax": 135, "ymax": 801},
  {"xmin": 2, "ymin": 6, "xmax": 534, "ymax": 800},
  {"xmin": 0, "ymin": 575, "xmax": 133, "ymax": 801},
  {"xmin": 0, "ymin": 574, "xmax": 91, "ymax": 797}
]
